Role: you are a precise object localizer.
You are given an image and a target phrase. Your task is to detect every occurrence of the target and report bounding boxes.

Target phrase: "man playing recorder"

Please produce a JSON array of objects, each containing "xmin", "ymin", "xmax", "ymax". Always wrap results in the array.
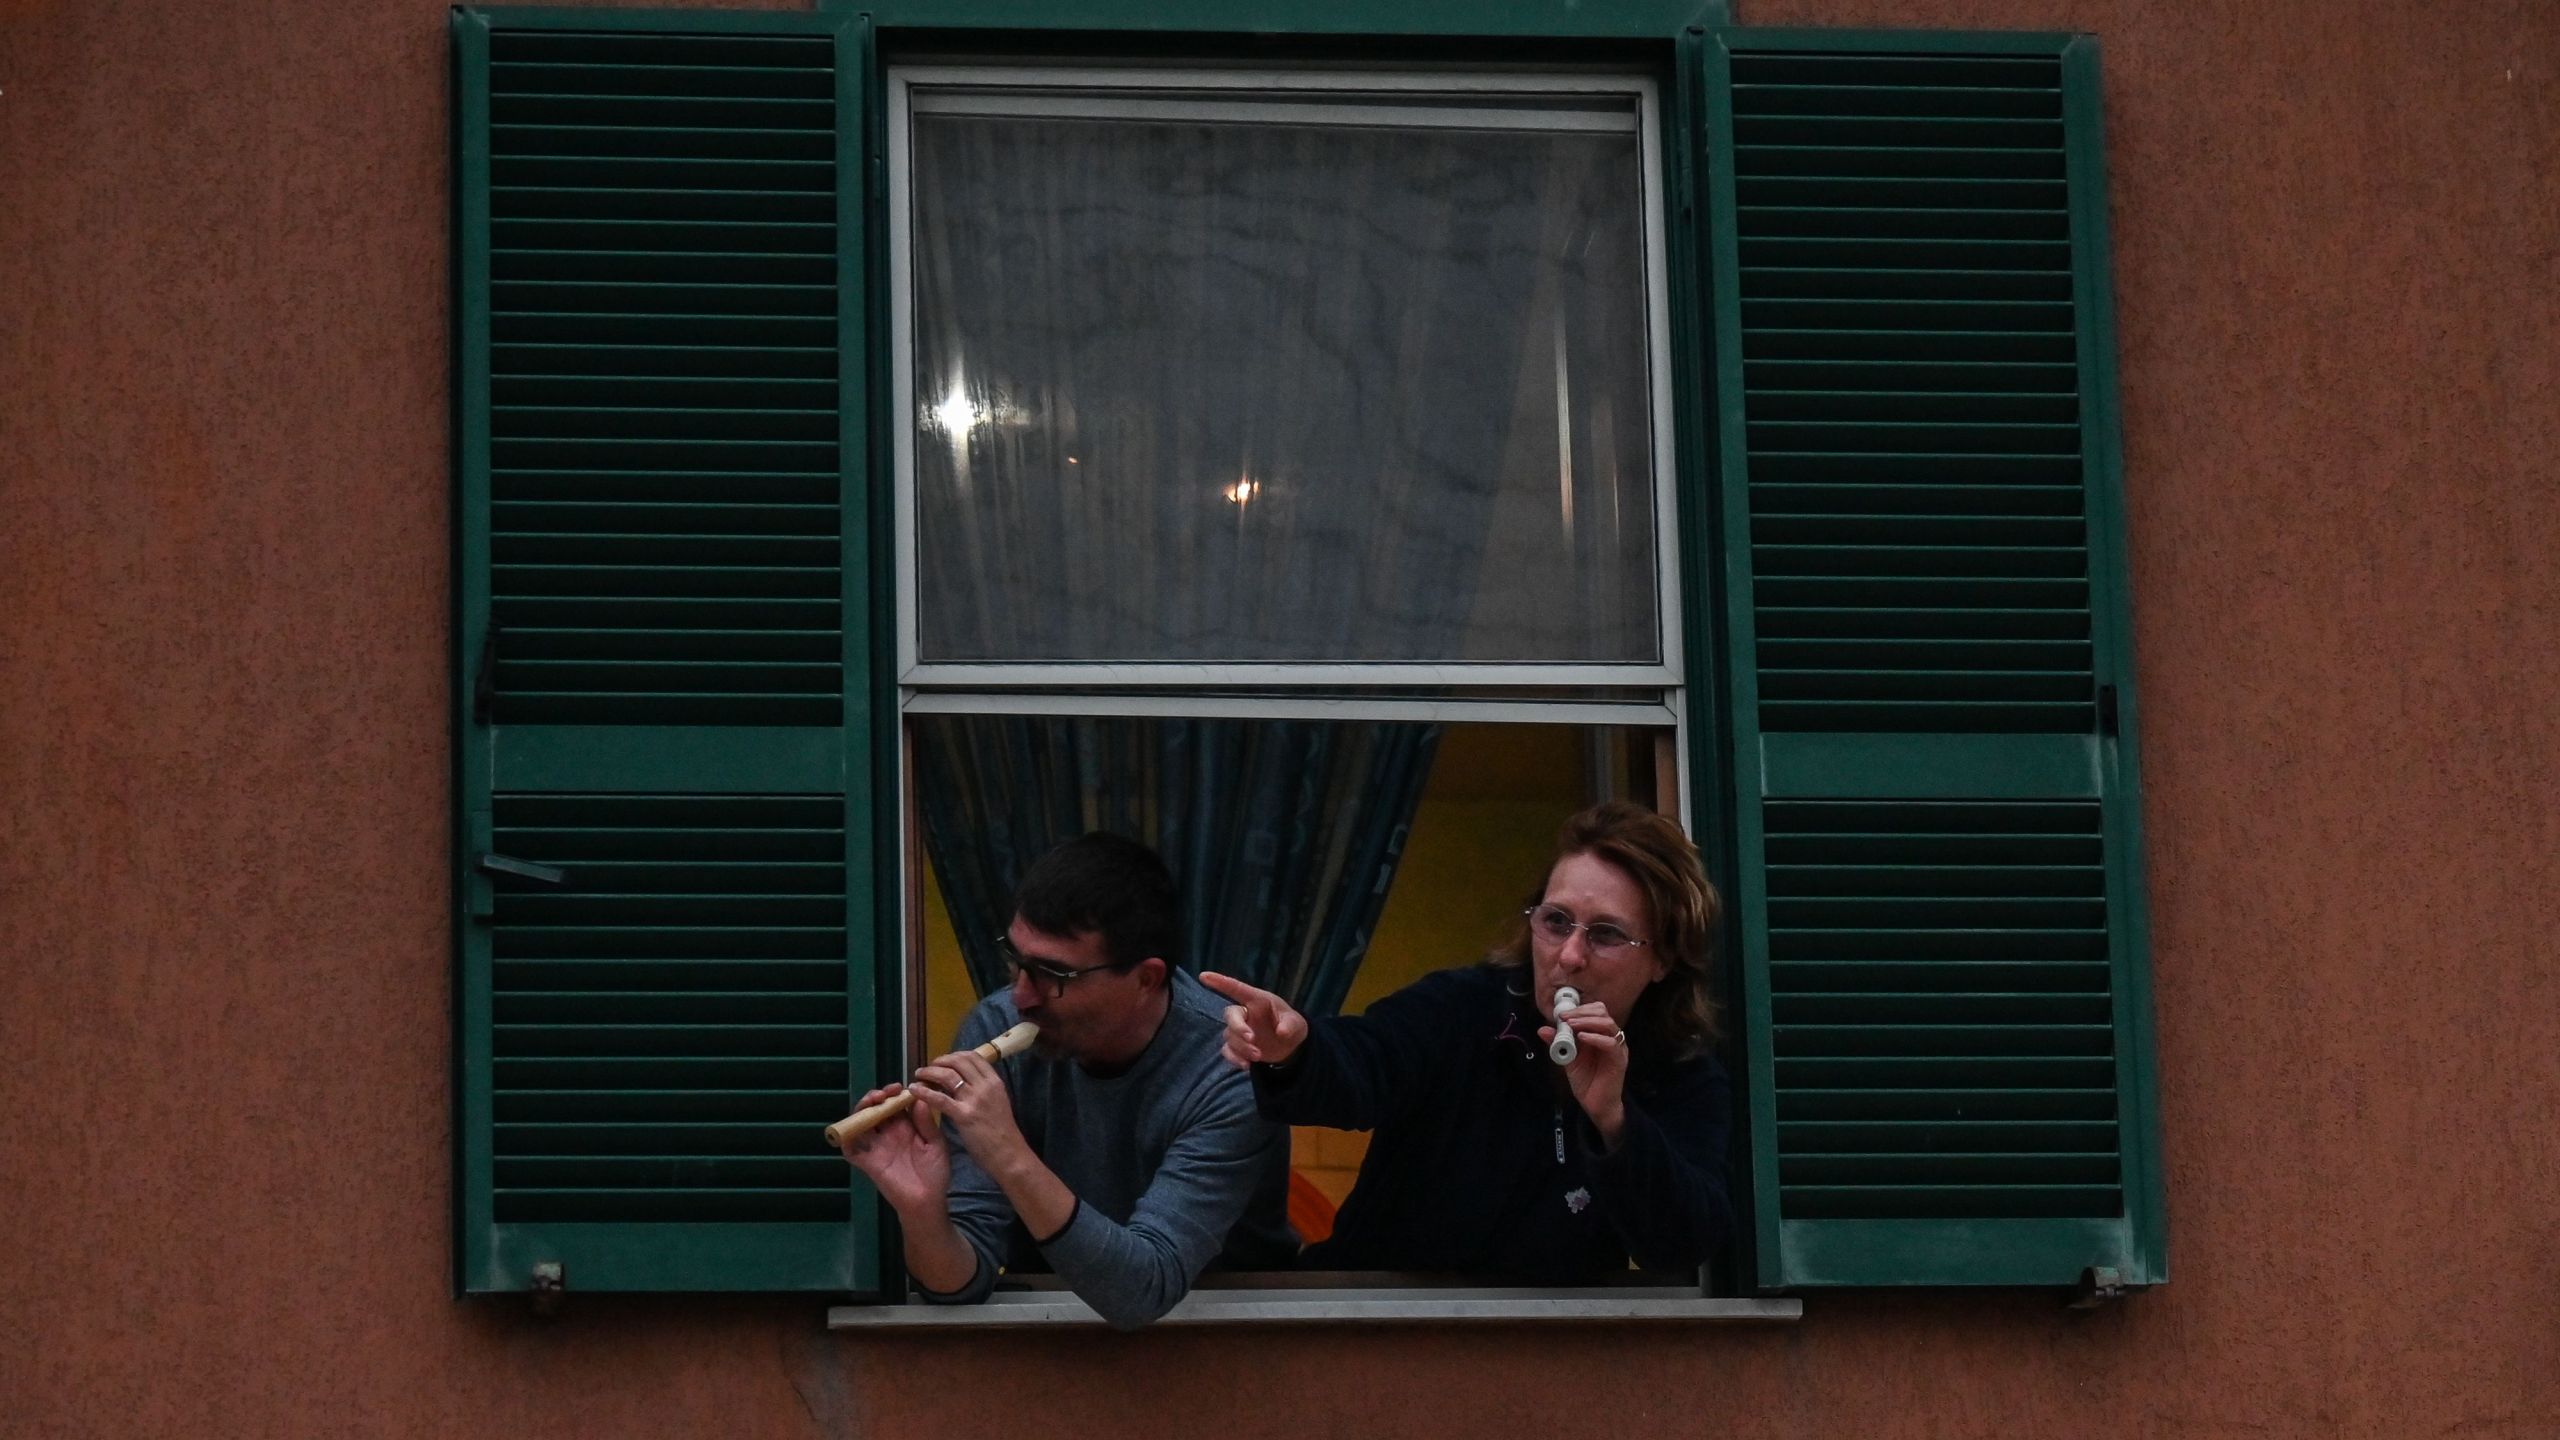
[{"xmin": 837, "ymin": 833, "xmax": 1294, "ymax": 1328}]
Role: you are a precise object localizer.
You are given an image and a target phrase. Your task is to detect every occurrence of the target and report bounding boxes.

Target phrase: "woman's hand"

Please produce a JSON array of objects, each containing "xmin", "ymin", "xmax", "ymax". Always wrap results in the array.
[
  {"xmin": 835, "ymin": 1083, "xmax": 952, "ymax": 1216},
  {"xmin": 1199, "ymin": 972, "xmax": 1308, "ymax": 1069},
  {"xmin": 1540, "ymin": 1000, "xmax": 1632, "ymax": 1148}
]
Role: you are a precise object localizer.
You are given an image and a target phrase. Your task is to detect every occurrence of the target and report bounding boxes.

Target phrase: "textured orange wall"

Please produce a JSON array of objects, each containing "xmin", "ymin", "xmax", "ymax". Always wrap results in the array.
[{"xmin": 3, "ymin": 0, "xmax": 2556, "ymax": 1436}]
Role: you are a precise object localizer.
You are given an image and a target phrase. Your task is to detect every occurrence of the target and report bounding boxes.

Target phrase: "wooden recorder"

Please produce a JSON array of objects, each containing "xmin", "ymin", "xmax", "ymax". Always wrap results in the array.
[{"xmin": 823, "ymin": 1021, "xmax": 1040, "ymax": 1146}]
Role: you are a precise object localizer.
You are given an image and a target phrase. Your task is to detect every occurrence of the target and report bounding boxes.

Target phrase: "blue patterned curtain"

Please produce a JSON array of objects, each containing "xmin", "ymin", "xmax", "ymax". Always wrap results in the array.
[{"xmin": 915, "ymin": 715, "xmax": 1439, "ymax": 1019}]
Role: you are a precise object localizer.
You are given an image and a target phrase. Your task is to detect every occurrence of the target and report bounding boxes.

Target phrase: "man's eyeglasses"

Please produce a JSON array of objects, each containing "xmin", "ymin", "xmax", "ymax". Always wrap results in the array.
[
  {"xmin": 996, "ymin": 935, "xmax": 1141, "ymax": 996},
  {"xmin": 1524, "ymin": 904, "xmax": 1651, "ymax": 959}
]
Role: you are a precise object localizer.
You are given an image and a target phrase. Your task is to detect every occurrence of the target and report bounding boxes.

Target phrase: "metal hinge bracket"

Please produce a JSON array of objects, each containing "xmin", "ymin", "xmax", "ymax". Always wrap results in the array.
[
  {"xmin": 2067, "ymin": 1266, "xmax": 2129, "ymax": 1309},
  {"xmin": 530, "ymin": 1261, "xmax": 566, "ymax": 1317}
]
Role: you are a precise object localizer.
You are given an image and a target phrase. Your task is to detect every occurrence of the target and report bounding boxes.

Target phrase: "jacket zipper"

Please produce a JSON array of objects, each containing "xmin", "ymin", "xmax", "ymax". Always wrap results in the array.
[{"xmin": 1553, "ymin": 1107, "xmax": 1566, "ymax": 1165}]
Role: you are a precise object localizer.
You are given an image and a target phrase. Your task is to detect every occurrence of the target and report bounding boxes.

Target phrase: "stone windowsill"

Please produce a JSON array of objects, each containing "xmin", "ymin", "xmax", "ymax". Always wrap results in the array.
[{"xmin": 827, "ymin": 1278, "xmax": 1802, "ymax": 1330}]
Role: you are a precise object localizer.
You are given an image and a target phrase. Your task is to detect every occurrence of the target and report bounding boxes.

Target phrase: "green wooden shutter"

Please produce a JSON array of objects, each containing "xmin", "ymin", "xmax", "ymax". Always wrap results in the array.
[
  {"xmin": 453, "ymin": 7, "xmax": 881, "ymax": 1294},
  {"xmin": 1697, "ymin": 29, "xmax": 2164, "ymax": 1288}
]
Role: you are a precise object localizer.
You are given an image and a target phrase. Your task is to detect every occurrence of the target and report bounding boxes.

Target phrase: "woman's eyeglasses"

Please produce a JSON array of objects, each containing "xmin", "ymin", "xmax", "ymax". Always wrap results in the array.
[{"xmin": 1524, "ymin": 904, "xmax": 1650, "ymax": 958}]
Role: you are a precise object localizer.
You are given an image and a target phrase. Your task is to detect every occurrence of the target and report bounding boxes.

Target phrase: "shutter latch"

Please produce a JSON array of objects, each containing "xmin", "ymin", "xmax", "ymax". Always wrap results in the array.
[
  {"xmin": 478, "ymin": 853, "xmax": 566, "ymax": 886},
  {"xmin": 2096, "ymin": 683, "xmax": 2120, "ymax": 738},
  {"xmin": 470, "ymin": 852, "xmax": 565, "ymax": 922}
]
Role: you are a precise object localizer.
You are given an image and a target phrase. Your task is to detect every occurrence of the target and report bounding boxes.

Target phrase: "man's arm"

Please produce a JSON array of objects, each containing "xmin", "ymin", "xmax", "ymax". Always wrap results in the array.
[
  {"xmin": 868, "ymin": 1005, "xmax": 1027, "ymax": 1305},
  {"xmin": 918, "ymin": 1046, "xmax": 1277, "ymax": 1328},
  {"xmin": 835, "ymin": 1080, "xmax": 996, "ymax": 1300},
  {"xmin": 925, "ymin": 1046, "xmax": 1075, "ymax": 1241},
  {"xmin": 1035, "ymin": 1072, "xmax": 1280, "ymax": 1330}
]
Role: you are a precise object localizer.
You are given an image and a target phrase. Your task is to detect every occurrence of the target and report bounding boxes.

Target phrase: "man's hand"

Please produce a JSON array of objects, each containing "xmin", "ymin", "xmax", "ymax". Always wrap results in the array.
[
  {"xmin": 1539, "ymin": 999, "xmax": 1632, "ymax": 1148},
  {"xmin": 910, "ymin": 1048, "xmax": 1031, "ymax": 1170},
  {"xmin": 835, "ymin": 1083, "xmax": 952, "ymax": 1216},
  {"xmin": 1199, "ymin": 971, "xmax": 1308, "ymax": 1068},
  {"xmin": 912, "ymin": 1046, "xmax": 1080, "ymax": 1246}
]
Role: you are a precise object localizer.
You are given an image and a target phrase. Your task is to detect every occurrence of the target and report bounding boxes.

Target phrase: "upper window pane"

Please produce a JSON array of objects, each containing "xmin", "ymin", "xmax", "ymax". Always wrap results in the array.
[{"xmin": 899, "ymin": 75, "xmax": 1667, "ymax": 672}]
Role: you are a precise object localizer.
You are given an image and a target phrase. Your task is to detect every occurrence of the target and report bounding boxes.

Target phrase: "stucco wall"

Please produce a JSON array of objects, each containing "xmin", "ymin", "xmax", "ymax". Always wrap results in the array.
[{"xmin": 4, "ymin": 0, "xmax": 2555, "ymax": 1435}]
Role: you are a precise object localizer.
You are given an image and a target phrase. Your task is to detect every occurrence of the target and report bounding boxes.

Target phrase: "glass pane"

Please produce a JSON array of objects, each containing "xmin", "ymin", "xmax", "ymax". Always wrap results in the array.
[{"xmin": 907, "ymin": 87, "xmax": 1663, "ymax": 667}]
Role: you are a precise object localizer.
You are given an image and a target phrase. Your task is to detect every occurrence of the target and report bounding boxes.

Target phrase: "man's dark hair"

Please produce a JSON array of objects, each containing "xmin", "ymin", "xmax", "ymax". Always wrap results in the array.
[{"xmin": 1012, "ymin": 832, "xmax": 1183, "ymax": 970}]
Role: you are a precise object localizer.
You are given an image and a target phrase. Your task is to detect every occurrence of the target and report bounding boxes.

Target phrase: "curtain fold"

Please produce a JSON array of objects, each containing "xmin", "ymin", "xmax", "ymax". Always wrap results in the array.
[{"xmin": 915, "ymin": 716, "xmax": 1438, "ymax": 1017}]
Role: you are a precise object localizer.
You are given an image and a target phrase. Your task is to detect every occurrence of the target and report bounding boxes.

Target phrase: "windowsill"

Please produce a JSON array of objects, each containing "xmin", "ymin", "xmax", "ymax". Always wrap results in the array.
[{"xmin": 827, "ymin": 1280, "xmax": 1801, "ymax": 1330}]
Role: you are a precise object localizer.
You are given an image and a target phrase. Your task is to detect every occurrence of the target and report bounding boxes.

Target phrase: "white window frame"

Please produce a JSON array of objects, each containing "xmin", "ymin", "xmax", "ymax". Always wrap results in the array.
[
  {"xmin": 884, "ymin": 71, "xmax": 1705, "ymax": 1255},
  {"xmin": 886, "ymin": 64, "xmax": 1687, "ymax": 691}
]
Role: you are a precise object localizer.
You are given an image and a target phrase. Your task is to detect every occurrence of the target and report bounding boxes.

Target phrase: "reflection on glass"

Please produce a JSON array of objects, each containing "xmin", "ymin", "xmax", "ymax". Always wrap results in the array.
[{"xmin": 909, "ymin": 91, "xmax": 1662, "ymax": 667}]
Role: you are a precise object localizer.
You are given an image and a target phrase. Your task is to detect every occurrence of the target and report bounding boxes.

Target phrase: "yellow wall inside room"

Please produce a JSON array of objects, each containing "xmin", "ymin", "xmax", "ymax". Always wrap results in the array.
[
  {"xmin": 919, "ymin": 855, "xmax": 979, "ymax": 1061},
  {"xmin": 914, "ymin": 723, "xmax": 1598, "ymax": 1216}
]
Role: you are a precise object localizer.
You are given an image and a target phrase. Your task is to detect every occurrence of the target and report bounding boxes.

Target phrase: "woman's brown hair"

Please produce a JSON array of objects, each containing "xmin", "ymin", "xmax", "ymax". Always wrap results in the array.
[{"xmin": 1484, "ymin": 801, "xmax": 1723, "ymax": 1067}]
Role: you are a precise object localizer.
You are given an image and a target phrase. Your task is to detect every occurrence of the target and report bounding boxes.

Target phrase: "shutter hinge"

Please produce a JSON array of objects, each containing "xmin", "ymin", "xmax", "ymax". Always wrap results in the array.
[
  {"xmin": 530, "ymin": 1261, "xmax": 566, "ymax": 1317},
  {"xmin": 472, "ymin": 623, "xmax": 503, "ymax": 727},
  {"xmin": 2067, "ymin": 1266, "xmax": 2128, "ymax": 1310},
  {"xmin": 2096, "ymin": 683, "xmax": 2120, "ymax": 738}
]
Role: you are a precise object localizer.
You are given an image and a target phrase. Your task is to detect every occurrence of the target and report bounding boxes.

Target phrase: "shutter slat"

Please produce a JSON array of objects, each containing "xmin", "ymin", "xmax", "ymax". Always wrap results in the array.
[
  {"xmin": 494, "ymin": 1089, "xmax": 847, "ymax": 1122},
  {"xmin": 493, "ymin": 376, "xmax": 839, "ymax": 405},
  {"xmin": 494, "ymin": 220, "xmax": 832, "ymax": 253},
  {"xmin": 1769, "ymin": 961, "xmax": 2113, "ymax": 991},
  {"xmin": 493, "ymin": 283, "xmax": 836, "ymax": 316},
  {"xmin": 1756, "ymin": 512, "xmax": 2086, "ymax": 541},
  {"xmin": 1782, "ymin": 1119, "xmax": 2119, "ymax": 1150},
  {"xmin": 1747, "ymin": 329, "xmax": 2077, "ymax": 361},
  {"xmin": 496, "ymin": 1024, "xmax": 851, "ymax": 1056},
  {"xmin": 1735, "ymin": 115, "xmax": 2062, "ymax": 148},
  {"xmin": 1780, "ymin": 1186, "xmax": 2119, "ymax": 1220},
  {"xmin": 1776, "ymin": 1024, "xmax": 2115, "ymax": 1057},
  {"xmin": 499, "ymin": 1120, "xmax": 838, "ymax": 1151},
  {"xmin": 496, "ymin": 504, "xmax": 839, "ymax": 535},
  {"xmin": 496, "ymin": 251, "xmax": 837, "ymax": 284},
  {"xmin": 494, "ymin": 346, "xmax": 837, "ymax": 378},
  {"xmin": 494, "ymin": 313, "xmax": 836, "ymax": 346},
  {"xmin": 1741, "ymin": 238, "xmax": 2072, "ymax": 271},
  {"xmin": 1732, "ymin": 84, "xmax": 2063, "ymax": 120},
  {"xmin": 1767, "ymin": 861, "xmax": 2104, "ymax": 894},
  {"xmin": 1737, "ymin": 206, "xmax": 2071, "ymax": 239},
  {"xmin": 1775, "ymin": 992, "xmax": 2113, "ymax": 1025},
  {"xmin": 1757, "ymin": 605, "xmax": 2090, "ymax": 640},
  {"xmin": 497, "ymin": 960, "xmax": 848, "ymax": 990},
  {"xmin": 494, "ymin": 1191, "xmax": 848, "ymax": 1223},
  {"xmin": 1735, "ymin": 146, "xmax": 2065, "ymax": 180},
  {"xmin": 1777, "ymin": 1088, "xmax": 2117, "ymax": 1121},
  {"xmin": 494, "ymin": 123, "xmax": 834, "ymax": 160},
  {"xmin": 493, "ymin": 31, "xmax": 834, "ymax": 65},
  {"xmin": 1736, "ymin": 177, "xmax": 2068, "ymax": 208},
  {"xmin": 501, "ymin": 629, "xmax": 841, "ymax": 661},
  {"xmin": 498, "ymin": 990, "xmax": 848, "ymax": 1019}
]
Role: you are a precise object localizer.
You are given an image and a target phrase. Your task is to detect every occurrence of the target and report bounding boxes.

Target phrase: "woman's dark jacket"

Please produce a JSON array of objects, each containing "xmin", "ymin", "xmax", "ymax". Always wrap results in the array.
[{"xmin": 1251, "ymin": 965, "xmax": 1731, "ymax": 1280}]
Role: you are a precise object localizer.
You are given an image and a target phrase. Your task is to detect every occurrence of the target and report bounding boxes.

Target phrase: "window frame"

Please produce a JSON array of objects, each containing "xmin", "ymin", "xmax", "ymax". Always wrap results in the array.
[{"xmin": 859, "ymin": 4, "xmax": 1746, "ymax": 1302}]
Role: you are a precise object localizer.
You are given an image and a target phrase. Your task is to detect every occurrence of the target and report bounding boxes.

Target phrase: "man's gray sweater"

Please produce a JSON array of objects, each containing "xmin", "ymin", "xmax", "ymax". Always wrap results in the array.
[{"xmin": 926, "ymin": 970, "xmax": 1296, "ymax": 1328}]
